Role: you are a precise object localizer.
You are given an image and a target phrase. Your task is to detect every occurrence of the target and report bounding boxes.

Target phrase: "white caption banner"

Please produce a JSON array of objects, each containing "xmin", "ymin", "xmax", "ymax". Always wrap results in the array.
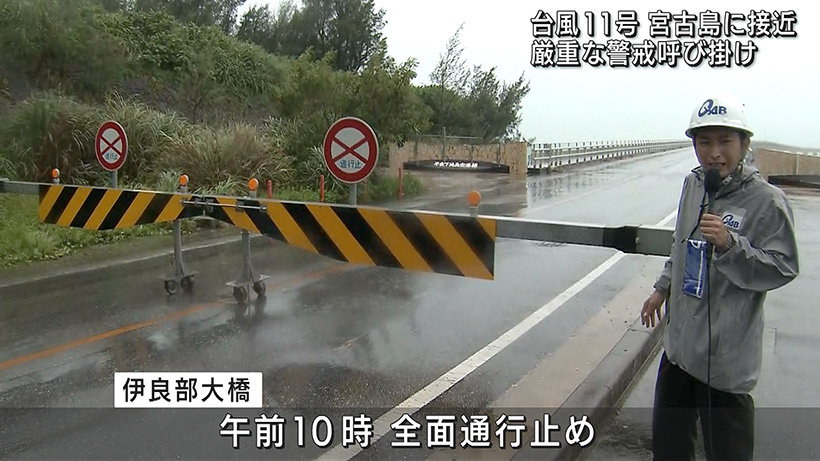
[{"xmin": 114, "ymin": 372, "xmax": 264, "ymax": 408}]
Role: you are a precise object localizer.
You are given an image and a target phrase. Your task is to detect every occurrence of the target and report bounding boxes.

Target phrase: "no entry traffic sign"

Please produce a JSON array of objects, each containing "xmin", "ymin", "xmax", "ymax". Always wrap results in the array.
[
  {"xmin": 323, "ymin": 117, "xmax": 379, "ymax": 184},
  {"xmin": 96, "ymin": 120, "xmax": 128, "ymax": 172}
]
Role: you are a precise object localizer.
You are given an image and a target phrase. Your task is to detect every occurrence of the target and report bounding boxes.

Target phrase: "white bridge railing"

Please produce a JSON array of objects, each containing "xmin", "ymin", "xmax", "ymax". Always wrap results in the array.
[{"xmin": 527, "ymin": 139, "xmax": 690, "ymax": 171}]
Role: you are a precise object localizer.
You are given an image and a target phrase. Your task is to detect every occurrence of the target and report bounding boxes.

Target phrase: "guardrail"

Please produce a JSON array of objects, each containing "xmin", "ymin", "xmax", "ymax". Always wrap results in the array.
[
  {"xmin": 527, "ymin": 139, "xmax": 690, "ymax": 171},
  {"xmin": 751, "ymin": 148, "xmax": 820, "ymax": 158}
]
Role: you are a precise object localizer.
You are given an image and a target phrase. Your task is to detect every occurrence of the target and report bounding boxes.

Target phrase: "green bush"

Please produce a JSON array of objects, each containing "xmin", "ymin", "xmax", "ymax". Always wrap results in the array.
[
  {"xmin": 0, "ymin": 0, "xmax": 130, "ymax": 100},
  {"xmin": 0, "ymin": 0, "xmax": 290, "ymax": 124},
  {"xmin": 99, "ymin": 8, "xmax": 288, "ymax": 123},
  {"xmin": 399, "ymin": 170, "xmax": 425, "ymax": 197},
  {"xmin": 273, "ymin": 187, "xmax": 343, "ymax": 204},
  {"xmin": 0, "ymin": 0, "xmax": 445, "ymax": 267},
  {"xmin": 357, "ymin": 169, "xmax": 425, "ymax": 204}
]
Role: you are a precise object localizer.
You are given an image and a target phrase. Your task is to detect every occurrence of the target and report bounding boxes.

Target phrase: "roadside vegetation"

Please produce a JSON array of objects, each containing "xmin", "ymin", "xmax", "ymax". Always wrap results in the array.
[{"xmin": 0, "ymin": 0, "xmax": 529, "ymax": 267}]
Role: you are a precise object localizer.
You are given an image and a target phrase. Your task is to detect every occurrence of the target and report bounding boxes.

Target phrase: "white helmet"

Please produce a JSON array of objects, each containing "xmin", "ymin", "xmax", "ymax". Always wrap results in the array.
[{"xmin": 685, "ymin": 94, "xmax": 754, "ymax": 139}]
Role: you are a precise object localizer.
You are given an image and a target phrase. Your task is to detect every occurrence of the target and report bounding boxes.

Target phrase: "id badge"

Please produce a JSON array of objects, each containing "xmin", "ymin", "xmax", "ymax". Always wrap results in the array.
[{"xmin": 682, "ymin": 239, "xmax": 708, "ymax": 299}]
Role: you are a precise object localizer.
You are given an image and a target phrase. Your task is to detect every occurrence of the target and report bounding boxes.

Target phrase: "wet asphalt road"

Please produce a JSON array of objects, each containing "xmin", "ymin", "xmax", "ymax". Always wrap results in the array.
[
  {"xmin": 585, "ymin": 187, "xmax": 820, "ymax": 461},
  {"xmin": 1, "ymin": 149, "xmax": 707, "ymax": 458}
]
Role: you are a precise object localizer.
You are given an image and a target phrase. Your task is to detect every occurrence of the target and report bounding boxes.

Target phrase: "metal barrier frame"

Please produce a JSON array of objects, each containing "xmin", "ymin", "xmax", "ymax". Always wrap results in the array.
[{"xmin": 0, "ymin": 177, "xmax": 675, "ymax": 262}]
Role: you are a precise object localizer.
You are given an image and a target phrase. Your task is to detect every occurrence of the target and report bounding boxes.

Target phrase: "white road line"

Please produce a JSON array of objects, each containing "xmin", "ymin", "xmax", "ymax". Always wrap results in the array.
[
  {"xmin": 316, "ymin": 253, "xmax": 626, "ymax": 459},
  {"xmin": 315, "ymin": 208, "xmax": 679, "ymax": 460}
]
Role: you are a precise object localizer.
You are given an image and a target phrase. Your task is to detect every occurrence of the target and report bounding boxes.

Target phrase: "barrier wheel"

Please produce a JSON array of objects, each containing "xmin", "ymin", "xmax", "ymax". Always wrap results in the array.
[
  {"xmin": 181, "ymin": 276, "xmax": 194, "ymax": 292},
  {"xmin": 233, "ymin": 286, "xmax": 248, "ymax": 303},
  {"xmin": 164, "ymin": 280, "xmax": 178, "ymax": 295},
  {"xmin": 252, "ymin": 281, "xmax": 266, "ymax": 296}
]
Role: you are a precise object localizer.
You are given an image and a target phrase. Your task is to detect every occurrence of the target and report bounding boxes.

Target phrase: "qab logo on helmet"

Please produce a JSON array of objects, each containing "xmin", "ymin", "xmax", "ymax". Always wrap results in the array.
[{"xmin": 698, "ymin": 99, "xmax": 728, "ymax": 118}]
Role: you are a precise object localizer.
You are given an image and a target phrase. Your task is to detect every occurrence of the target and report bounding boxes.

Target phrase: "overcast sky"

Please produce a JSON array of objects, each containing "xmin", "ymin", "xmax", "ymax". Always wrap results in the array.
[{"xmin": 240, "ymin": 1, "xmax": 818, "ymax": 148}]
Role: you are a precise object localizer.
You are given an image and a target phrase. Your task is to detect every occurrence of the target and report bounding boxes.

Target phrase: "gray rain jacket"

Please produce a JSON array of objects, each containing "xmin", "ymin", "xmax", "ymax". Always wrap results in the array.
[{"xmin": 654, "ymin": 162, "xmax": 799, "ymax": 394}]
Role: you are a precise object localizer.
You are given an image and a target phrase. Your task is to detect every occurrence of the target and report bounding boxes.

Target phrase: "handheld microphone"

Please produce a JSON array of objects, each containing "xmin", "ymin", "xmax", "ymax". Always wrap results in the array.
[
  {"xmin": 704, "ymin": 167, "xmax": 722, "ymax": 258},
  {"xmin": 705, "ymin": 167, "xmax": 721, "ymax": 212}
]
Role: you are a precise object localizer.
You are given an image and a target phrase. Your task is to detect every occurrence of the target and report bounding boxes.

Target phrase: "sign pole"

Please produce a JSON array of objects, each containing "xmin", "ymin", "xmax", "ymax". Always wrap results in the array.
[
  {"xmin": 111, "ymin": 170, "xmax": 118, "ymax": 188},
  {"xmin": 350, "ymin": 183, "xmax": 357, "ymax": 206}
]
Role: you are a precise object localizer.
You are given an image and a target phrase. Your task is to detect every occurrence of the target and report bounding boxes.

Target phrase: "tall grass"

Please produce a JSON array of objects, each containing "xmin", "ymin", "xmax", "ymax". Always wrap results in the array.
[
  {"xmin": 154, "ymin": 122, "xmax": 290, "ymax": 193},
  {"xmin": 0, "ymin": 92, "xmax": 295, "ymax": 193},
  {"xmin": 0, "ymin": 151, "xmax": 14, "ymax": 178},
  {"xmin": 0, "ymin": 194, "xmax": 172, "ymax": 267},
  {"xmin": 0, "ymin": 92, "xmax": 101, "ymax": 182},
  {"xmin": 0, "ymin": 92, "xmax": 180, "ymax": 184}
]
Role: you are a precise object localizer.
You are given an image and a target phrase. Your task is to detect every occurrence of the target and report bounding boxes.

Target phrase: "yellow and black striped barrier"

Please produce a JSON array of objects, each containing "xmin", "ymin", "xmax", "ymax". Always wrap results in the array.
[
  {"xmin": 37, "ymin": 184, "xmax": 197, "ymax": 229},
  {"xmin": 34, "ymin": 183, "xmax": 497, "ymax": 280},
  {"xmin": 0, "ymin": 178, "xmax": 675, "ymax": 281}
]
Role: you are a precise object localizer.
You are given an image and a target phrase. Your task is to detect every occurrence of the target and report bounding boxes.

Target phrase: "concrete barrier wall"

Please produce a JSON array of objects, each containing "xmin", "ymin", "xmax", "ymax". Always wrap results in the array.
[
  {"xmin": 388, "ymin": 140, "xmax": 529, "ymax": 178},
  {"xmin": 752, "ymin": 148, "xmax": 820, "ymax": 180}
]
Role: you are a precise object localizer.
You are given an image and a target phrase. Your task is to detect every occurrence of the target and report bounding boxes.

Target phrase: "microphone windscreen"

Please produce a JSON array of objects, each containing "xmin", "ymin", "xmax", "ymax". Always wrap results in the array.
[{"xmin": 705, "ymin": 168, "xmax": 722, "ymax": 195}]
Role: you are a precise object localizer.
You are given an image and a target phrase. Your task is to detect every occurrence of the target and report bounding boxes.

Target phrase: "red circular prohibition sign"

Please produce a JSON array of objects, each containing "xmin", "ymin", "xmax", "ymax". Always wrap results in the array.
[
  {"xmin": 323, "ymin": 117, "xmax": 379, "ymax": 184},
  {"xmin": 96, "ymin": 120, "xmax": 128, "ymax": 172}
]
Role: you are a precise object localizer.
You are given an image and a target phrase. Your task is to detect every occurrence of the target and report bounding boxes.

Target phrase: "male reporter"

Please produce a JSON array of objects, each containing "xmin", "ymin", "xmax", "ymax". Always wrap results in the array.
[{"xmin": 641, "ymin": 95, "xmax": 799, "ymax": 460}]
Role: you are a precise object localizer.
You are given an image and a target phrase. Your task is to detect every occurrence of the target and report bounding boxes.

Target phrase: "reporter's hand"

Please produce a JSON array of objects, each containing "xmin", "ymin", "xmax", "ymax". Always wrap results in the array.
[
  {"xmin": 700, "ymin": 213, "xmax": 730, "ymax": 250},
  {"xmin": 641, "ymin": 290, "xmax": 666, "ymax": 328}
]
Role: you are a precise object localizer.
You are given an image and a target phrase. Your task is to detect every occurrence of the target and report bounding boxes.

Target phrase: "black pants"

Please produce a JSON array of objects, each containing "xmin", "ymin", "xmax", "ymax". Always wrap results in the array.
[{"xmin": 652, "ymin": 351, "xmax": 755, "ymax": 461}]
